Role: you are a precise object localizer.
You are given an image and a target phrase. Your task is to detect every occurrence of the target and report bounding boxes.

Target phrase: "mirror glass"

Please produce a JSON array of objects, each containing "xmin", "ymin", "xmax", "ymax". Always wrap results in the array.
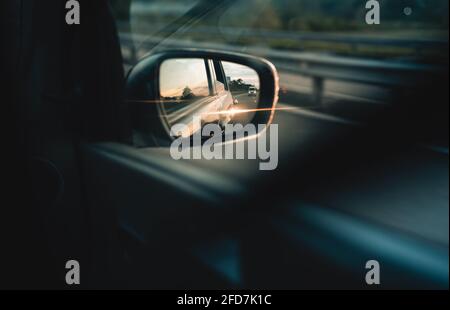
[{"xmin": 159, "ymin": 58, "xmax": 260, "ymax": 138}]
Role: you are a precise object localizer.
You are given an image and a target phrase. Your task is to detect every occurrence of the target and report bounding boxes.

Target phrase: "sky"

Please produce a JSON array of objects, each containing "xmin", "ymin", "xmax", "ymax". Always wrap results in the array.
[{"xmin": 222, "ymin": 62, "xmax": 260, "ymax": 88}]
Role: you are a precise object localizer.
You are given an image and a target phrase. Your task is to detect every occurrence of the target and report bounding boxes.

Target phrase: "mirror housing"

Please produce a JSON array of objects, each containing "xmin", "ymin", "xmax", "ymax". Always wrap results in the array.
[{"xmin": 126, "ymin": 49, "xmax": 279, "ymax": 146}]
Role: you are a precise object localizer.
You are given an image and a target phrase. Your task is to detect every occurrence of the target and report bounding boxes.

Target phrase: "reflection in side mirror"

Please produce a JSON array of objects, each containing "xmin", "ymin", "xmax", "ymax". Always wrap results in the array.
[
  {"xmin": 159, "ymin": 58, "xmax": 260, "ymax": 138},
  {"xmin": 126, "ymin": 50, "xmax": 279, "ymax": 146}
]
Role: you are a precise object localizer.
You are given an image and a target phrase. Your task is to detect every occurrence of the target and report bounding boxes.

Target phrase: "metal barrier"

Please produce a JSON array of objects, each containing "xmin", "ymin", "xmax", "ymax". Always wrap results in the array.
[{"xmin": 120, "ymin": 32, "xmax": 447, "ymax": 105}]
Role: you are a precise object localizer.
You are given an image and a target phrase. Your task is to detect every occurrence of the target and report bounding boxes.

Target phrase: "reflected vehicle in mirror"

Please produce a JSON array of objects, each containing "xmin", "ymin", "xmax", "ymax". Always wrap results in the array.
[
  {"xmin": 126, "ymin": 50, "xmax": 279, "ymax": 145},
  {"xmin": 248, "ymin": 86, "xmax": 258, "ymax": 96},
  {"xmin": 159, "ymin": 59, "xmax": 260, "ymax": 137}
]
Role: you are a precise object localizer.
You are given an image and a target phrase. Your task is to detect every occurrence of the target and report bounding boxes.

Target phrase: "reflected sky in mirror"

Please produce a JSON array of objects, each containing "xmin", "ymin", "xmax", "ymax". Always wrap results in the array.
[{"xmin": 222, "ymin": 61, "xmax": 260, "ymax": 89}]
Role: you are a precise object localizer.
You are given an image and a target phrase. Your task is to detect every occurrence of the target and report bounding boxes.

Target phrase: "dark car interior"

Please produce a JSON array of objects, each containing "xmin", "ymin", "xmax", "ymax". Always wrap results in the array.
[{"xmin": 2, "ymin": 0, "xmax": 448, "ymax": 289}]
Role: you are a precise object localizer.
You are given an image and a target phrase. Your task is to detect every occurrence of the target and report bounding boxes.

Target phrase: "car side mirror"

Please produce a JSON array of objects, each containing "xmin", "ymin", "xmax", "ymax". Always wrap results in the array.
[{"xmin": 126, "ymin": 49, "xmax": 279, "ymax": 146}]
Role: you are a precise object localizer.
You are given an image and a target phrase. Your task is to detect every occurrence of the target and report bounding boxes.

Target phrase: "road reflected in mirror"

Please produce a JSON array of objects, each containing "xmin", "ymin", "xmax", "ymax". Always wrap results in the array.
[{"xmin": 222, "ymin": 61, "xmax": 260, "ymax": 125}]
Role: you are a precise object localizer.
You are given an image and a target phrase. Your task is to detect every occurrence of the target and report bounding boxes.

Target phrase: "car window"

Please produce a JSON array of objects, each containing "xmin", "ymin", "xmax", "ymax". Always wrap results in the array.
[
  {"xmin": 216, "ymin": 0, "xmax": 448, "ymax": 62},
  {"xmin": 113, "ymin": 0, "xmax": 448, "ymax": 135},
  {"xmin": 160, "ymin": 58, "xmax": 210, "ymax": 99},
  {"xmin": 113, "ymin": 0, "xmax": 199, "ymax": 35},
  {"xmin": 111, "ymin": 0, "xmax": 200, "ymax": 69},
  {"xmin": 114, "ymin": 0, "xmax": 448, "ymax": 63},
  {"xmin": 159, "ymin": 58, "xmax": 214, "ymax": 134}
]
